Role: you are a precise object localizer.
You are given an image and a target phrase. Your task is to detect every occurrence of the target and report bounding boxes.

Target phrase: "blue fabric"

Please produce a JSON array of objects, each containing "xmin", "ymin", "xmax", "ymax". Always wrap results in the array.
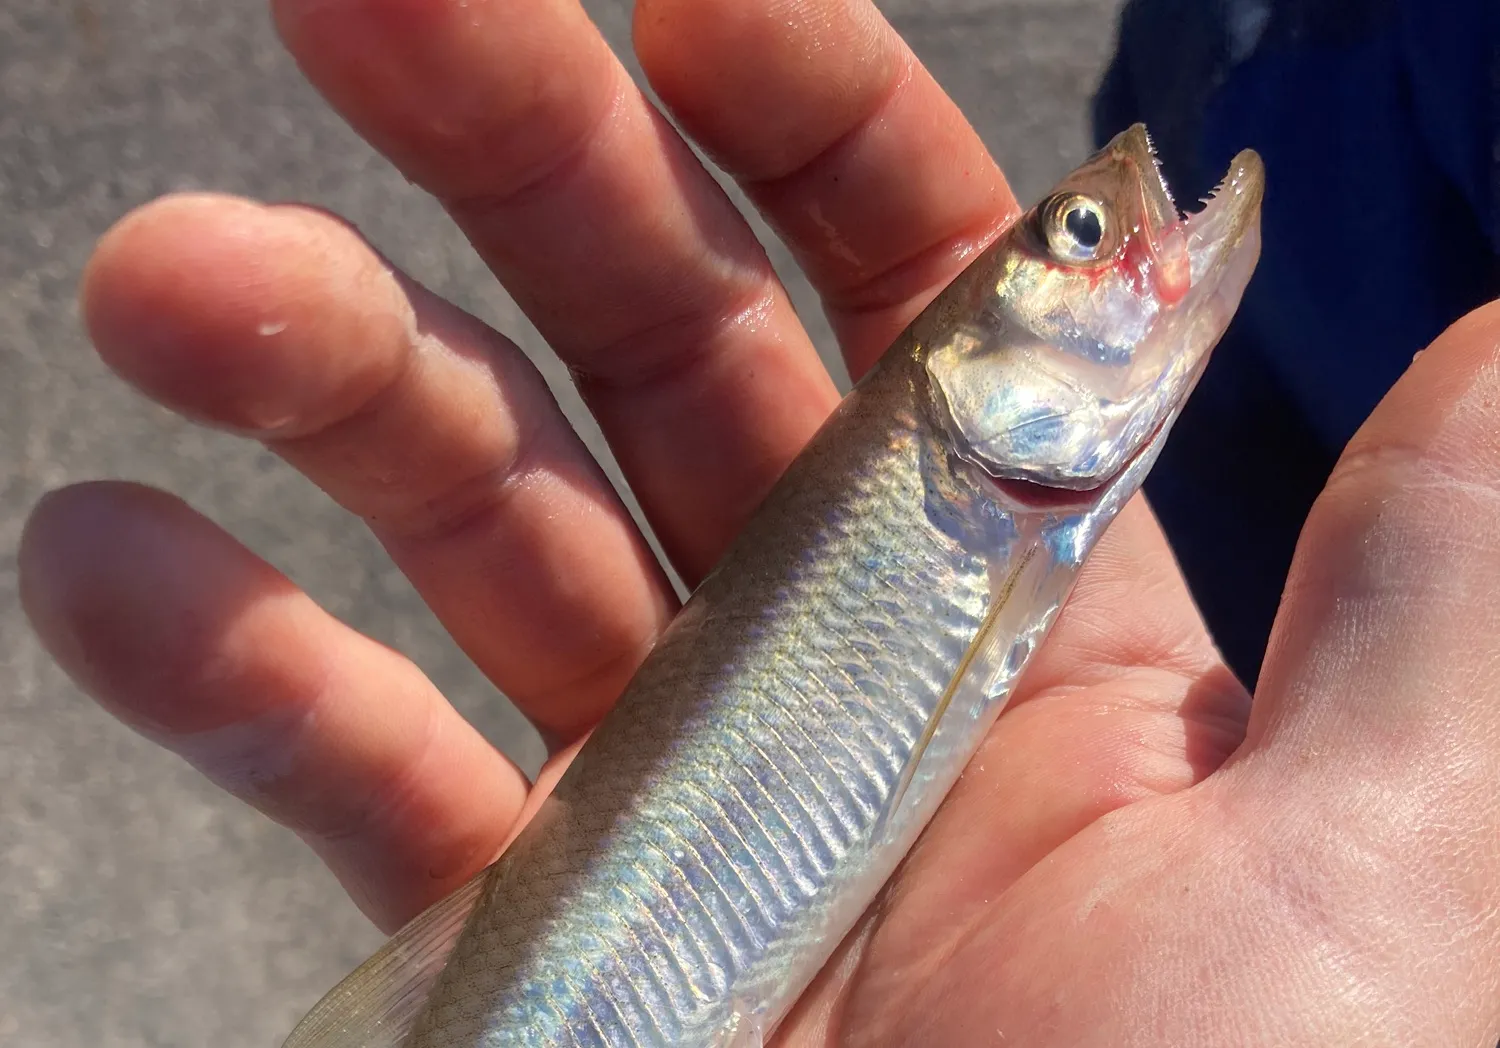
[{"xmin": 1094, "ymin": 0, "xmax": 1499, "ymax": 683}]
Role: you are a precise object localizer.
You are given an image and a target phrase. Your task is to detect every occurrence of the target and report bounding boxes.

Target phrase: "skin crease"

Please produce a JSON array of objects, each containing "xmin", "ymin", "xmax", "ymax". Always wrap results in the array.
[{"xmin": 15, "ymin": 0, "xmax": 1500, "ymax": 1042}]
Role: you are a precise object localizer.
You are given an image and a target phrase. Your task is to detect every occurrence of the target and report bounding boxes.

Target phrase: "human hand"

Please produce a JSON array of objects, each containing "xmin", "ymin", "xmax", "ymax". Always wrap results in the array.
[{"xmin": 18, "ymin": 0, "xmax": 1500, "ymax": 1043}]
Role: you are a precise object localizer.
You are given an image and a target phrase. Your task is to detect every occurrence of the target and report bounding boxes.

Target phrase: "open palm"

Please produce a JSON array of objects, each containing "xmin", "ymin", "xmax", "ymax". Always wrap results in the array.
[{"xmin": 20, "ymin": 0, "xmax": 1500, "ymax": 1044}]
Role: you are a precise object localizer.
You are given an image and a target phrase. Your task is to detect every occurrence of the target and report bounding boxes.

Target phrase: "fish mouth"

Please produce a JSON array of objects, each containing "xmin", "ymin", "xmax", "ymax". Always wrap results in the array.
[
  {"xmin": 1111, "ymin": 123, "xmax": 1265, "ymax": 262},
  {"xmin": 982, "ymin": 410, "xmax": 1174, "ymax": 513},
  {"xmin": 1178, "ymin": 148, "xmax": 1265, "ymax": 280}
]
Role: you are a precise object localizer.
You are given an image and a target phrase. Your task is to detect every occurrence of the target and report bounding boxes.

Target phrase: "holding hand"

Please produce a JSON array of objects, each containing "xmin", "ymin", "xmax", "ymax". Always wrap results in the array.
[{"xmin": 19, "ymin": 0, "xmax": 1500, "ymax": 1042}]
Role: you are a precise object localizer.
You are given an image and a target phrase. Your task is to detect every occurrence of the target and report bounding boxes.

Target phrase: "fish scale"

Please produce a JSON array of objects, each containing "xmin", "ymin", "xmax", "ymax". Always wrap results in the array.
[{"xmin": 408, "ymin": 358, "xmax": 996, "ymax": 1047}]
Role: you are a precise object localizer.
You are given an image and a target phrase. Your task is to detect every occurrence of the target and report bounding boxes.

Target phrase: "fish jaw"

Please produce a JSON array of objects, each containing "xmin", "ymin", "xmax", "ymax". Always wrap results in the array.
[{"xmin": 923, "ymin": 128, "xmax": 1265, "ymax": 491}]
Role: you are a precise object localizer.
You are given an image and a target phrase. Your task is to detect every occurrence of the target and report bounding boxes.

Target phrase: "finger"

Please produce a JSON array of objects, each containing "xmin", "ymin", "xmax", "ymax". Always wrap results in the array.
[
  {"xmin": 1225, "ymin": 301, "xmax": 1500, "ymax": 1031},
  {"xmin": 18, "ymin": 482, "xmax": 525, "ymax": 932},
  {"xmin": 1248, "ymin": 301, "xmax": 1500, "ymax": 776},
  {"xmin": 634, "ymin": 0, "xmax": 1018, "ymax": 375},
  {"xmin": 83, "ymin": 194, "xmax": 675, "ymax": 742},
  {"xmin": 272, "ymin": 0, "xmax": 840, "ymax": 580}
]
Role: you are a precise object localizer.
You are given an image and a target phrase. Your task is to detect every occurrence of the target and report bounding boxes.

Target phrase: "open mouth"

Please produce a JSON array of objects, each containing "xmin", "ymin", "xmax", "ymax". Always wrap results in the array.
[
  {"xmin": 1175, "ymin": 149, "xmax": 1265, "ymax": 277},
  {"xmin": 980, "ymin": 411, "xmax": 1173, "ymax": 513},
  {"xmin": 1134, "ymin": 120, "xmax": 1263, "ymax": 246}
]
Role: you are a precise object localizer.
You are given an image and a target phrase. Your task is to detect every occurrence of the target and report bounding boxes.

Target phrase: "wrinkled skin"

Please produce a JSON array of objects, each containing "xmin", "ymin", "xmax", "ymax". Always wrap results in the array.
[{"xmin": 18, "ymin": 0, "xmax": 1500, "ymax": 1044}]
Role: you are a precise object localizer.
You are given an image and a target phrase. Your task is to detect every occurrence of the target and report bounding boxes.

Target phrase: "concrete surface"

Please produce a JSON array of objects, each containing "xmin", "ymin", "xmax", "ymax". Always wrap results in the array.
[{"xmin": 0, "ymin": 1, "xmax": 1122, "ymax": 1044}]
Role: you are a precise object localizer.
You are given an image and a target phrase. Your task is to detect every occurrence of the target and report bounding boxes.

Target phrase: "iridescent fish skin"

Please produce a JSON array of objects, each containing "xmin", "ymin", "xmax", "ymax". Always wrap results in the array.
[{"xmin": 283, "ymin": 125, "xmax": 1263, "ymax": 1048}]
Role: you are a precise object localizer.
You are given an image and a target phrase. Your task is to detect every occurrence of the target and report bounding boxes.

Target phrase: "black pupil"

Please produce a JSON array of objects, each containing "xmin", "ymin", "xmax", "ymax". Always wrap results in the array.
[{"xmin": 1064, "ymin": 205, "xmax": 1102, "ymax": 249}]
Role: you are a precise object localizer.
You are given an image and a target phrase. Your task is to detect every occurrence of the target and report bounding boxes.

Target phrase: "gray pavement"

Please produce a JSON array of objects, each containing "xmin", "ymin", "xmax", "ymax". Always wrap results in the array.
[{"xmin": 0, "ymin": 1, "xmax": 1122, "ymax": 1044}]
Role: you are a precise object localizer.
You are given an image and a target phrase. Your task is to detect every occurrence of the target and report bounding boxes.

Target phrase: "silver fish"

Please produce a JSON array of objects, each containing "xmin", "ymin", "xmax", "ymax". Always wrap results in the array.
[{"xmin": 283, "ymin": 125, "xmax": 1263, "ymax": 1048}]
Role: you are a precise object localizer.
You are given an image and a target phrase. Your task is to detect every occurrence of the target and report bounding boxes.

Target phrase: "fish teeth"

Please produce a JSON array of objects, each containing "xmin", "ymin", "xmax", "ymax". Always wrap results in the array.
[
  {"xmin": 1175, "ymin": 177, "xmax": 1226, "ymax": 223},
  {"xmin": 1135, "ymin": 125, "xmax": 1177, "ymax": 212}
]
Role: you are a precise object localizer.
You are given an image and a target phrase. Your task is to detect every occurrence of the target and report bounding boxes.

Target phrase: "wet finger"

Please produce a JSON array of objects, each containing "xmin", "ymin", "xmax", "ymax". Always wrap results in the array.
[
  {"xmin": 83, "ymin": 194, "xmax": 675, "ymax": 742},
  {"xmin": 634, "ymin": 0, "xmax": 1018, "ymax": 374},
  {"xmin": 18, "ymin": 482, "xmax": 526, "ymax": 931},
  {"xmin": 272, "ymin": 0, "xmax": 840, "ymax": 580}
]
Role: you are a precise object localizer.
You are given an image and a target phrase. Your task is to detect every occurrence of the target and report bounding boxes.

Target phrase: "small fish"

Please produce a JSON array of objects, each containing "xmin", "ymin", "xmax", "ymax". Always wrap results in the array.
[{"xmin": 283, "ymin": 124, "xmax": 1263, "ymax": 1048}]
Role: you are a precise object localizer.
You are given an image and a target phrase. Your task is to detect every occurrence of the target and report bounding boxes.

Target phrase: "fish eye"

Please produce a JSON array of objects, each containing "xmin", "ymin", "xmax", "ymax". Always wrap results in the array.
[{"xmin": 1042, "ymin": 194, "xmax": 1109, "ymax": 263}]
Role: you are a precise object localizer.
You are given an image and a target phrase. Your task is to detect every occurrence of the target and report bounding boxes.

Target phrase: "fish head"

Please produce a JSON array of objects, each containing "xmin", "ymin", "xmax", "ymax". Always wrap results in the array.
[{"xmin": 925, "ymin": 123, "xmax": 1264, "ymax": 490}]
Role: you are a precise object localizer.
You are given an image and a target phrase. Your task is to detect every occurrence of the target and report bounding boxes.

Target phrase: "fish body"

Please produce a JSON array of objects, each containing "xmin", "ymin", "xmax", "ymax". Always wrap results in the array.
[
  {"xmin": 284, "ymin": 126, "xmax": 1263, "ymax": 1048},
  {"xmin": 414, "ymin": 350, "xmax": 1086, "ymax": 1047}
]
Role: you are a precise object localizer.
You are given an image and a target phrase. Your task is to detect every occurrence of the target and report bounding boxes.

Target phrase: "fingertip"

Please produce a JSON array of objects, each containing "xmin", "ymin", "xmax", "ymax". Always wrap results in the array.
[
  {"xmin": 20, "ymin": 481, "xmax": 303, "ymax": 727},
  {"xmin": 81, "ymin": 193, "xmax": 409, "ymax": 437},
  {"xmin": 1432, "ymin": 295, "xmax": 1500, "ymax": 349},
  {"xmin": 1387, "ymin": 297, "xmax": 1500, "ymax": 400},
  {"xmin": 20, "ymin": 480, "xmax": 182, "ymax": 641},
  {"xmin": 81, "ymin": 192, "xmax": 264, "ymax": 336},
  {"xmin": 20, "ymin": 483, "xmax": 102, "ymax": 665},
  {"xmin": 1334, "ymin": 298, "xmax": 1500, "ymax": 485},
  {"xmin": 21, "ymin": 481, "xmax": 532, "ymax": 929}
]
